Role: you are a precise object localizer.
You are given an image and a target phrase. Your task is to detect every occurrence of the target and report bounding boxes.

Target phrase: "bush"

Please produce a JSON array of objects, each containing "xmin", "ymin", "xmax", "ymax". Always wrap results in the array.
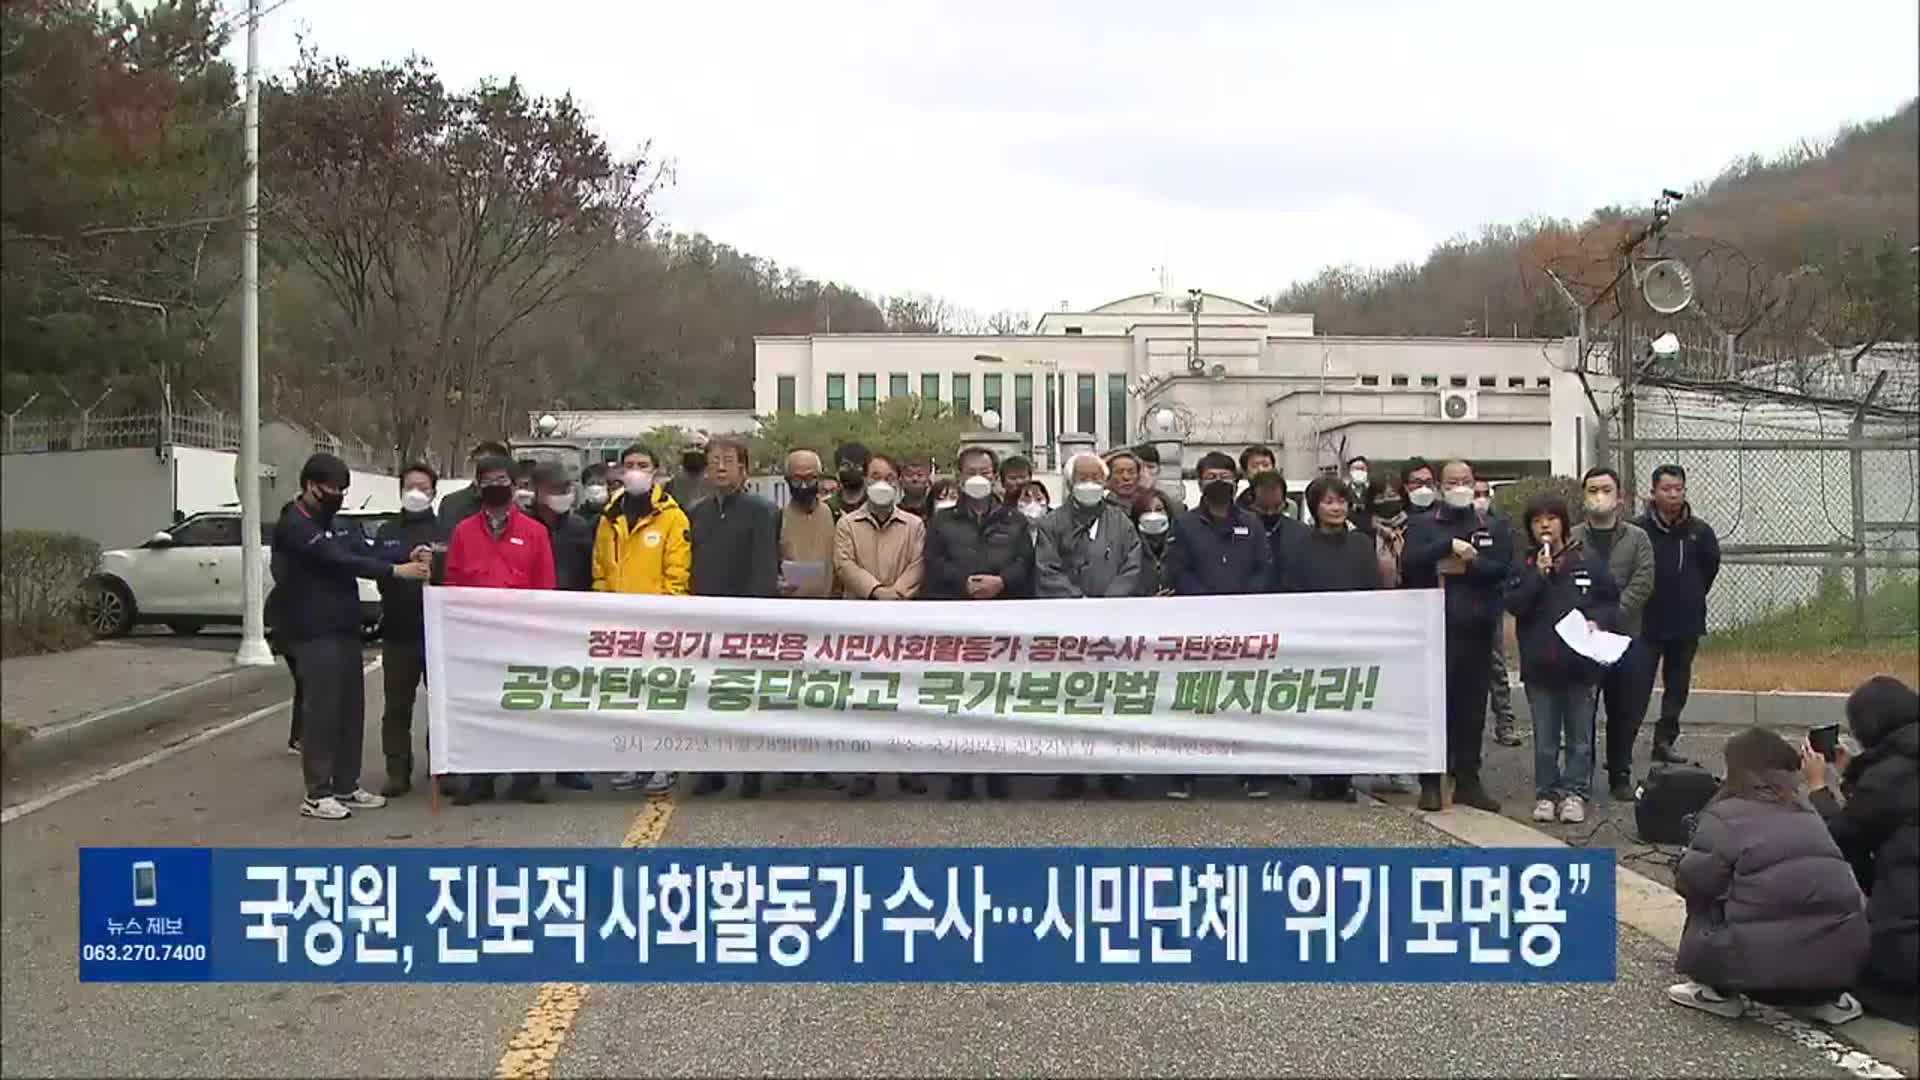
[
  {"xmin": 1493, "ymin": 475, "xmax": 1585, "ymax": 524},
  {"xmin": 0, "ymin": 530, "xmax": 101, "ymax": 658}
]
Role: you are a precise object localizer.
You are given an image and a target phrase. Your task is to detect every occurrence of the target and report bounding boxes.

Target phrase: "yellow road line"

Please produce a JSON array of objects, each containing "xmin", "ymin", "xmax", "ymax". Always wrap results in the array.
[{"xmin": 494, "ymin": 793, "xmax": 677, "ymax": 1079}]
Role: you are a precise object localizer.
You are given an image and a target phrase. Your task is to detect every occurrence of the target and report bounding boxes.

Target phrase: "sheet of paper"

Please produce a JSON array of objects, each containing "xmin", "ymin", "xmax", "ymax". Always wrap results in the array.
[
  {"xmin": 1555, "ymin": 609, "xmax": 1632, "ymax": 666},
  {"xmin": 781, "ymin": 560, "xmax": 825, "ymax": 586}
]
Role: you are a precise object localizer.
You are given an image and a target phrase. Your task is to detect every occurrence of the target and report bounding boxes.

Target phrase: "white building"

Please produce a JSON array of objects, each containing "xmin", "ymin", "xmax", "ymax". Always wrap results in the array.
[{"xmin": 755, "ymin": 288, "xmax": 1578, "ymax": 479}]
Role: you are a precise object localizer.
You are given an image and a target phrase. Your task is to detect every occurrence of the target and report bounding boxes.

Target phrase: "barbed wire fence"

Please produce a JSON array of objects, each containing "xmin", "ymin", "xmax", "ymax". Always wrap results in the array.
[
  {"xmin": 1593, "ymin": 332, "xmax": 1920, "ymax": 643},
  {"xmin": 0, "ymin": 383, "xmax": 392, "ymax": 474}
]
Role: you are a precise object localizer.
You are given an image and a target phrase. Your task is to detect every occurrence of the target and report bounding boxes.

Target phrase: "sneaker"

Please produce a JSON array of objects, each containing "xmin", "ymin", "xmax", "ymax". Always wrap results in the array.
[
  {"xmin": 336, "ymin": 788, "xmax": 387, "ymax": 809},
  {"xmin": 607, "ymin": 771, "xmax": 644, "ymax": 791},
  {"xmin": 1652, "ymin": 741, "xmax": 1696, "ymax": 765},
  {"xmin": 1559, "ymin": 795, "xmax": 1586, "ymax": 824},
  {"xmin": 1667, "ymin": 980, "xmax": 1746, "ymax": 1019},
  {"xmin": 1532, "ymin": 798, "xmax": 1558, "ymax": 823},
  {"xmin": 1166, "ymin": 778, "xmax": 1195, "ymax": 801},
  {"xmin": 1610, "ymin": 775, "xmax": 1637, "ymax": 803},
  {"xmin": 847, "ymin": 776, "xmax": 877, "ymax": 798},
  {"xmin": 642, "ymin": 771, "xmax": 677, "ymax": 795},
  {"xmin": 452, "ymin": 778, "xmax": 495, "ymax": 806},
  {"xmin": 1453, "ymin": 775, "xmax": 1501, "ymax": 813},
  {"xmin": 507, "ymin": 780, "xmax": 548, "ymax": 804},
  {"xmin": 286, "ymin": 739, "xmax": 302, "ymax": 756},
  {"xmin": 1242, "ymin": 778, "xmax": 1272, "ymax": 800},
  {"xmin": 300, "ymin": 795, "xmax": 350, "ymax": 820},
  {"xmin": 1785, "ymin": 993, "xmax": 1862, "ymax": 1026},
  {"xmin": 379, "ymin": 775, "xmax": 411, "ymax": 798}
]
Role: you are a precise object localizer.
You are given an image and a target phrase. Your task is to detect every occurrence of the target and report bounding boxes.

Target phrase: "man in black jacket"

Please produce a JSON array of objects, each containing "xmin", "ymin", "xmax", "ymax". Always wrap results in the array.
[
  {"xmin": 274, "ymin": 453, "xmax": 431, "ymax": 820},
  {"xmin": 436, "ymin": 439, "xmax": 510, "ymax": 531},
  {"xmin": 373, "ymin": 463, "xmax": 446, "ymax": 797},
  {"xmin": 688, "ymin": 438, "xmax": 780, "ymax": 798},
  {"xmin": 1635, "ymin": 463, "xmax": 1722, "ymax": 759},
  {"xmin": 1401, "ymin": 459, "xmax": 1513, "ymax": 813},
  {"xmin": 923, "ymin": 445, "xmax": 1033, "ymax": 801},
  {"xmin": 530, "ymin": 461, "xmax": 597, "ymax": 792}
]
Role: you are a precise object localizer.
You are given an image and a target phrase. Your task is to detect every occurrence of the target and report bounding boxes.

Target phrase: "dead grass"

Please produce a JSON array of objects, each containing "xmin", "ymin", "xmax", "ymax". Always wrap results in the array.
[{"xmin": 1692, "ymin": 644, "xmax": 1920, "ymax": 693}]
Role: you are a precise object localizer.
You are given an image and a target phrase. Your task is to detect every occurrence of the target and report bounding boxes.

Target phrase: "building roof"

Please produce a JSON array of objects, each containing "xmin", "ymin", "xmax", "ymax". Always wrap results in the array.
[{"xmin": 1083, "ymin": 290, "xmax": 1270, "ymax": 316}]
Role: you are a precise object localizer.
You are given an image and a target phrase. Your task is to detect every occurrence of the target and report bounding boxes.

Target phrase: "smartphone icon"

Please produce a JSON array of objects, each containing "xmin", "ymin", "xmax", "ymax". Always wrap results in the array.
[{"xmin": 132, "ymin": 861, "xmax": 157, "ymax": 907}]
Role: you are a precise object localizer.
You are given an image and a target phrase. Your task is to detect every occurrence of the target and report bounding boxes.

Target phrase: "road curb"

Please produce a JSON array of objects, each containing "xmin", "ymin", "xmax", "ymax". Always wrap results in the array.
[
  {"xmin": 1384, "ymin": 797, "xmax": 1916, "ymax": 1077},
  {"xmin": 1509, "ymin": 689, "xmax": 1849, "ymax": 731},
  {"xmin": 6, "ymin": 663, "xmax": 291, "ymax": 774}
]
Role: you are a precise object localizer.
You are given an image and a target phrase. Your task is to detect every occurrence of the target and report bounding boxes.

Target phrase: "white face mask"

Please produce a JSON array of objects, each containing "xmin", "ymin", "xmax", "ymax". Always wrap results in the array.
[
  {"xmin": 1586, "ymin": 492, "xmax": 1617, "ymax": 517},
  {"xmin": 1071, "ymin": 481, "xmax": 1105, "ymax": 507},
  {"xmin": 866, "ymin": 480, "xmax": 898, "ymax": 508},
  {"xmin": 934, "ymin": 498, "xmax": 959, "ymax": 512},
  {"xmin": 1349, "ymin": 469, "xmax": 1369, "ymax": 487},
  {"xmin": 623, "ymin": 469, "xmax": 653, "ymax": 496},
  {"xmin": 583, "ymin": 483, "xmax": 608, "ymax": 507},
  {"xmin": 1472, "ymin": 496, "xmax": 1491, "ymax": 514},
  {"xmin": 1138, "ymin": 511, "xmax": 1170, "ymax": 535},
  {"xmin": 513, "ymin": 488, "xmax": 535, "ymax": 509},
  {"xmin": 1443, "ymin": 485, "xmax": 1474, "ymax": 510},
  {"xmin": 960, "ymin": 474, "xmax": 994, "ymax": 501},
  {"xmin": 543, "ymin": 492, "xmax": 576, "ymax": 514},
  {"xmin": 1408, "ymin": 487, "xmax": 1437, "ymax": 509},
  {"xmin": 1018, "ymin": 501, "xmax": 1046, "ymax": 521},
  {"xmin": 400, "ymin": 488, "xmax": 433, "ymax": 514}
]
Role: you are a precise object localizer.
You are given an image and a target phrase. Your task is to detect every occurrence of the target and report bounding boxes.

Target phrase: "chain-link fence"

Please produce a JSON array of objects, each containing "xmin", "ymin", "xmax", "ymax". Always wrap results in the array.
[
  {"xmin": 1600, "ymin": 338, "xmax": 1919, "ymax": 647},
  {"xmin": 1, "ymin": 388, "xmax": 391, "ymax": 473}
]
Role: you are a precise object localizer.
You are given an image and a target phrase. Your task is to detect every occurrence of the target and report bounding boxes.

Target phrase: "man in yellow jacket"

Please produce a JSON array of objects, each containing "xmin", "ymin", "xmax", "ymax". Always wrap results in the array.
[{"xmin": 593, "ymin": 443, "xmax": 691, "ymax": 793}]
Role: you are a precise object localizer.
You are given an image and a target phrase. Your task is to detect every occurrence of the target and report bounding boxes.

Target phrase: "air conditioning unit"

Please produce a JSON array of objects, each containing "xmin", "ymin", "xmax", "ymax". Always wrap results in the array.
[{"xmin": 1437, "ymin": 389, "xmax": 1479, "ymax": 421}]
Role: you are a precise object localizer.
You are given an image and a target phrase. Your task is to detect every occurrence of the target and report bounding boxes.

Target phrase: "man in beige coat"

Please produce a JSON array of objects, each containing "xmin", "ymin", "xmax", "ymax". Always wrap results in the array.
[{"xmin": 834, "ymin": 452, "xmax": 926, "ymax": 798}]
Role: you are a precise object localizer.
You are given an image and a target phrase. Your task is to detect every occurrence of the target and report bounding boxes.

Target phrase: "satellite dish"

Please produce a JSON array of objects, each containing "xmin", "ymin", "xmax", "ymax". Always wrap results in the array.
[
  {"xmin": 1642, "ymin": 258, "xmax": 1695, "ymax": 315},
  {"xmin": 980, "ymin": 408, "xmax": 1002, "ymax": 432}
]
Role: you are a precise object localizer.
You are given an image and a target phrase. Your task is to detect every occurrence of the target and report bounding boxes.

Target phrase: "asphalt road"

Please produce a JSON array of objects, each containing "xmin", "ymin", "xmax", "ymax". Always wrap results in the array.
[{"xmin": 0, "ymin": 677, "xmax": 1877, "ymax": 1079}]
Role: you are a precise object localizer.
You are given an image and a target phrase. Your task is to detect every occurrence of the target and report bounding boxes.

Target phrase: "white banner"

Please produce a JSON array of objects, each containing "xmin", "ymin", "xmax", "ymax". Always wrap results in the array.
[{"xmin": 424, "ymin": 587, "xmax": 1447, "ymax": 775}]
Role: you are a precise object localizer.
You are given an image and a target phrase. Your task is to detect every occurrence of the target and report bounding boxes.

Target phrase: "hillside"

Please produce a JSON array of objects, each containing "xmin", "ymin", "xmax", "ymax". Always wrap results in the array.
[{"xmin": 1265, "ymin": 100, "xmax": 1920, "ymax": 350}]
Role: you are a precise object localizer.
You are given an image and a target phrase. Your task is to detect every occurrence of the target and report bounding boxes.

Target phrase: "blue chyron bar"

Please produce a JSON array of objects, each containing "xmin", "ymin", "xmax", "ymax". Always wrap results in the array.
[{"xmin": 78, "ymin": 847, "xmax": 1614, "ymax": 984}]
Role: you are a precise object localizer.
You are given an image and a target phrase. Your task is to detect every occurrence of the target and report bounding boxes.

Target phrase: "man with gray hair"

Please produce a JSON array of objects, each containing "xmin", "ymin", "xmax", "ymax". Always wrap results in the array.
[{"xmin": 1036, "ymin": 451, "xmax": 1144, "ymax": 798}]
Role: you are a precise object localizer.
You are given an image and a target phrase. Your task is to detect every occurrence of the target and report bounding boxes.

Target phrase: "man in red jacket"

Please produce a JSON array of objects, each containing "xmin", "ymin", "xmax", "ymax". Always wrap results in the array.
[{"xmin": 444, "ymin": 454, "xmax": 555, "ymax": 804}]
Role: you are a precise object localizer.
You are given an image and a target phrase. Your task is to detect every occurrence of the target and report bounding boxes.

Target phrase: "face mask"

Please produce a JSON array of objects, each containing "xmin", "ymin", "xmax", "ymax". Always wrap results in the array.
[
  {"xmin": 311, "ymin": 489, "xmax": 344, "ymax": 516},
  {"xmin": 513, "ymin": 488, "xmax": 535, "ymax": 509},
  {"xmin": 1375, "ymin": 499, "xmax": 1404, "ymax": 519},
  {"xmin": 960, "ymin": 475, "xmax": 994, "ymax": 501},
  {"xmin": 478, "ymin": 483, "xmax": 514, "ymax": 508},
  {"xmin": 623, "ymin": 469, "xmax": 653, "ymax": 496},
  {"xmin": 1350, "ymin": 469, "xmax": 1369, "ymax": 488},
  {"xmin": 1472, "ymin": 496, "xmax": 1491, "ymax": 514},
  {"xmin": 543, "ymin": 492, "xmax": 576, "ymax": 514},
  {"xmin": 1586, "ymin": 492, "xmax": 1617, "ymax": 517},
  {"xmin": 934, "ymin": 498, "xmax": 959, "ymax": 512},
  {"xmin": 682, "ymin": 451, "xmax": 707, "ymax": 473},
  {"xmin": 1443, "ymin": 486, "xmax": 1473, "ymax": 510},
  {"xmin": 1202, "ymin": 479, "xmax": 1235, "ymax": 506},
  {"xmin": 582, "ymin": 483, "xmax": 608, "ymax": 508},
  {"xmin": 1138, "ymin": 511, "xmax": 1170, "ymax": 535},
  {"xmin": 838, "ymin": 466, "xmax": 865, "ymax": 489},
  {"xmin": 865, "ymin": 480, "xmax": 898, "ymax": 508},
  {"xmin": 1071, "ymin": 481, "xmax": 1105, "ymax": 508},
  {"xmin": 787, "ymin": 478, "xmax": 818, "ymax": 505},
  {"xmin": 400, "ymin": 488, "xmax": 433, "ymax": 514},
  {"xmin": 1408, "ymin": 487, "xmax": 1437, "ymax": 509},
  {"xmin": 1018, "ymin": 501, "xmax": 1046, "ymax": 521}
]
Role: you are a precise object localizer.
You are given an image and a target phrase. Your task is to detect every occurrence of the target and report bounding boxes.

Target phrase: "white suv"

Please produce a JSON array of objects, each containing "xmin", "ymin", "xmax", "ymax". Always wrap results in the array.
[{"xmin": 83, "ymin": 509, "xmax": 393, "ymax": 640}]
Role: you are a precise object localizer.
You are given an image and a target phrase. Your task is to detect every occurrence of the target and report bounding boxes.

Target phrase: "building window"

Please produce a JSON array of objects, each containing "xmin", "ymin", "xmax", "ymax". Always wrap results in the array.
[
  {"xmin": 1478, "ymin": 375, "xmax": 1497, "ymax": 388},
  {"xmin": 921, "ymin": 373, "xmax": 940, "ymax": 403},
  {"xmin": 1391, "ymin": 375, "xmax": 1410, "ymax": 387},
  {"xmin": 1063, "ymin": 326, "xmax": 1083, "ymax": 335},
  {"xmin": 1076, "ymin": 374, "xmax": 1096, "ymax": 432},
  {"xmin": 1419, "ymin": 375, "xmax": 1439, "ymax": 387},
  {"xmin": 1360, "ymin": 375, "xmax": 1380, "ymax": 387},
  {"xmin": 983, "ymin": 373, "xmax": 1003, "ymax": 420},
  {"xmin": 1449, "ymin": 375, "xmax": 1469, "ymax": 387},
  {"xmin": 1107, "ymin": 374, "xmax": 1127, "ymax": 446},
  {"xmin": 777, "ymin": 375, "xmax": 796, "ymax": 413},
  {"xmin": 1045, "ymin": 374, "xmax": 1057, "ymax": 460},
  {"xmin": 952, "ymin": 373, "xmax": 972, "ymax": 420},
  {"xmin": 1508, "ymin": 376, "xmax": 1526, "ymax": 388},
  {"xmin": 1014, "ymin": 374, "xmax": 1033, "ymax": 441},
  {"xmin": 858, "ymin": 373, "xmax": 877, "ymax": 412},
  {"xmin": 890, "ymin": 373, "xmax": 909, "ymax": 399},
  {"xmin": 826, "ymin": 373, "xmax": 845, "ymax": 412},
  {"xmin": 1536, "ymin": 376, "xmax": 1552, "ymax": 387}
]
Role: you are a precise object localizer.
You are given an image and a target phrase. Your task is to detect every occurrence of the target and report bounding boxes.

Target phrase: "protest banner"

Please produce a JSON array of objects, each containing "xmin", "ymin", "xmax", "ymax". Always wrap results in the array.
[
  {"xmin": 79, "ymin": 846, "xmax": 1614, "ymax": 983},
  {"xmin": 423, "ymin": 587, "xmax": 1446, "ymax": 776}
]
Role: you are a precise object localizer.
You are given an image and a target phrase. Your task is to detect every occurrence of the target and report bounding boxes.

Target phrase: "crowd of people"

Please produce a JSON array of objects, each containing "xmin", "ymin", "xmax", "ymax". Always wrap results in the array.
[{"xmin": 265, "ymin": 433, "xmax": 1917, "ymax": 1023}]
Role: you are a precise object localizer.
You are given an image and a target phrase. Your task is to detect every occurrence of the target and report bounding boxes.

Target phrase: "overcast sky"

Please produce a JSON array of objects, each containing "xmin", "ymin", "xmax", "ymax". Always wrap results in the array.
[{"xmin": 247, "ymin": 0, "xmax": 1919, "ymax": 315}]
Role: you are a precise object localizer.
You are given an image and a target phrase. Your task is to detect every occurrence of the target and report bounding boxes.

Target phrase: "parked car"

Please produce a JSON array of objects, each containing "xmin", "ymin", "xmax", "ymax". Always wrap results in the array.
[{"xmin": 83, "ymin": 509, "xmax": 395, "ymax": 641}]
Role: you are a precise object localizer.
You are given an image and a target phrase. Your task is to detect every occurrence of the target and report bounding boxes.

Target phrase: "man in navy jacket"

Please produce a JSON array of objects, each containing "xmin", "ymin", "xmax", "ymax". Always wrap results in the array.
[
  {"xmin": 1635, "ymin": 463, "xmax": 1722, "ymax": 760},
  {"xmin": 1402, "ymin": 459, "xmax": 1513, "ymax": 812}
]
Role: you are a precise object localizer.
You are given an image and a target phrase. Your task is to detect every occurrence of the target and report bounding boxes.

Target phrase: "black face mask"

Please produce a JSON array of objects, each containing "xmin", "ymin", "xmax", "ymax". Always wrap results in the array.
[
  {"xmin": 682, "ymin": 451, "xmax": 707, "ymax": 473},
  {"xmin": 478, "ymin": 483, "xmax": 514, "ymax": 508},
  {"xmin": 1202, "ymin": 479, "xmax": 1235, "ymax": 507},
  {"xmin": 1375, "ymin": 499, "xmax": 1404, "ymax": 519},
  {"xmin": 788, "ymin": 478, "xmax": 819, "ymax": 506},
  {"xmin": 838, "ymin": 466, "xmax": 865, "ymax": 490},
  {"xmin": 310, "ymin": 490, "xmax": 344, "ymax": 516}
]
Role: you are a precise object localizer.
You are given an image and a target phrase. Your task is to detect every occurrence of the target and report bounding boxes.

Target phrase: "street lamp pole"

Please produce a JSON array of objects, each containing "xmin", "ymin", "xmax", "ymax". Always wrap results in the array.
[
  {"xmin": 90, "ymin": 294, "xmax": 171, "ymax": 446},
  {"xmin": 234, "ymin": 0, "xmax": 272, "ymax": 667}
]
